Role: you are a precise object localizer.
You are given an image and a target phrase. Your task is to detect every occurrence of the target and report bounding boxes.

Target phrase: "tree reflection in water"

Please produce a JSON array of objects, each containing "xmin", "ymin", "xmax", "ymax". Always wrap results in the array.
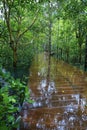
[{"xmin": 21, "ymin": 53, "xmax": 87, "ymax": 130}]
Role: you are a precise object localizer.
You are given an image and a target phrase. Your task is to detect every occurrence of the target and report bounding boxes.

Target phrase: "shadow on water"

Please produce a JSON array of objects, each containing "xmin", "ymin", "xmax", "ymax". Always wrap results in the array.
[
  {"xmin": 20, "ymin": 53, "xmax": 87, "ymax": 130},
  {"xmin": 8, "ymin": 66, "xmax": 30, "ymax": 83}
]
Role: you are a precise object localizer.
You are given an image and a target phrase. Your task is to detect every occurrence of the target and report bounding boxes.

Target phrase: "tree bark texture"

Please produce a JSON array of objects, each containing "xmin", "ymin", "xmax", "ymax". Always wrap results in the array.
[{"xmin": 84, "ymin": 35, "xmax": 87, "ymax": 71}]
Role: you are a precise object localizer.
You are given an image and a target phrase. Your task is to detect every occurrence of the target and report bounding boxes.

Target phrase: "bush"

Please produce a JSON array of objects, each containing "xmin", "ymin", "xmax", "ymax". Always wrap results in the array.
[{"xmin": 0, "ymin": 66, "xmax": 31, "ymax": 130}]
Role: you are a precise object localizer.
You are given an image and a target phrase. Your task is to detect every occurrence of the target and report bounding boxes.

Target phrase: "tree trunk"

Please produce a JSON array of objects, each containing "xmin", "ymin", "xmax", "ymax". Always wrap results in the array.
[
  {"xmin": 57, "ymin": 46, "xmax": 59, "ymax": 59},
  {"xmin": 60, "ymin": 48, "xmax": 63, "ymax": 59},
  {"xmin": 66, "ymin": 50, "xmax": 69, "ymax": 63},
  {"xmin": 48, "ymin": 0, "xmax": 52, "ymax": 56},
  {"xmin": 47, "ymin": 54, "xmax": 51, "ymax": 87},
  {"xmin": 78, "ymin": 44, "xmax": 82, "ymax": 64},
  {"xmin": 48, "ymin": 21, "xmax": 52, "ymax": 55},
  {"xmin": 84, "ymin": 35, "xmax": 87, "ymax": 71},
  {"xmin": 13, "ymin": 46, "xmax": 17, "ymax": 69}
]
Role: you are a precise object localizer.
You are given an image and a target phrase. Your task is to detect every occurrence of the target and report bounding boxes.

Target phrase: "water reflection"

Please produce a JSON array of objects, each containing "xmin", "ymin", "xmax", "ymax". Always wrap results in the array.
[
  {"xmin": 38, "ymin": 79, "xmax": 55, "ymax": 96},
  {"xmin": 21, "ymin": 53, "xmax": 87, "ymax": 130}
]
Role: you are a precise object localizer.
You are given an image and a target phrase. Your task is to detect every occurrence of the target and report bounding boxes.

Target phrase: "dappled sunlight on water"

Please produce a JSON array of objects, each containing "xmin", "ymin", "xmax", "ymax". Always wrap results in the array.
[{"xmin": 21, "ymin": 53, "xmax": 87, "ymax": 130}]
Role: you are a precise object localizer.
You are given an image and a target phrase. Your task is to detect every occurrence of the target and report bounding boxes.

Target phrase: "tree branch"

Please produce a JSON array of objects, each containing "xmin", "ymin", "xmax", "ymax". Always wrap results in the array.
[
  {"xmin": 3, "ymin": 0, "xmax": 13, "ymax": 42},
  {"xmin": 17, "ymin": 9, "xmax": 39, "ymax": 41}
]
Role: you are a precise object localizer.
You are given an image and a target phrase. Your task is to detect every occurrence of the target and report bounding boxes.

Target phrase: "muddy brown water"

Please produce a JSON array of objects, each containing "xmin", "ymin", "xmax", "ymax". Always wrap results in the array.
[{"xmin": 20, "ymin": 53, "xmax": 87, "ymax": 130}]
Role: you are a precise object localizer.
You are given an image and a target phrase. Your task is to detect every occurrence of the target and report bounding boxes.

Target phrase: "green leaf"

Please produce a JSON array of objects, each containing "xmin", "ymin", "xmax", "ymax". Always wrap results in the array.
[
  {"xmin": 8, "ymin": 116, "xmax": 15, "ymax": 123},
  {"xmin": 9, "ymin": 97, "xmax": 16, "ymax": 103},
  {"xmin": 0, "ymin": 125, "xmax": 9, "ymax": 130}
]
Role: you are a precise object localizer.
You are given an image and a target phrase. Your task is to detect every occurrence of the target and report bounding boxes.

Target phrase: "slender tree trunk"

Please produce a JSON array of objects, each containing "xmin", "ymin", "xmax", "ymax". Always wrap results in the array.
[
  {"xmin": 48, "ymin": 20, "xmax": 52, "ymax": 55},
  {"xmin": 60, "ymin": 48, "xmax": 63, "ymax": 59},
  {"xmin": 47, "ymin": 54, "xmax": 51, "ymax": 87},
  {"xmin": 3, "ymin": 0, "xmax": 18, "ymax": 69},
  {"xmin": 66, "ymin": 50, "xmax": 69, "ymax": 63},
  {"xmin": 10, "ymin": 41, "xmax": 18, "ymax": 69},
  {"xmin": 13, "ymin": 47, "xmax": 17, "ymax": 68},
  {"xmin": 57, "ymin": 46, "xmax": 59, "ymax": 59},
  {"xmin": 48, "ymin": 0, "xmax": 52, "ymax": 55},
  {"xmin": 78, "ymin": 44, "xmax": 82, "ymax": 64},
  {"xmin": 57, "ymin": 18, "xmax": 60, "ymax": 59},
  {"xmin": 84, "ymin": 35, "xmax": 87, "ymax": 71}
]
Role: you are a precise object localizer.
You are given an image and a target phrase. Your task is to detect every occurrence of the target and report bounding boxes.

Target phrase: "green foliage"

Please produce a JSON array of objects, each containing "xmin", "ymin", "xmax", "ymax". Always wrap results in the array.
[
  {"xmin": 0, "ymin": 0, "xmax": 87, "ymax": 71},
  {"xmin": 0, "ymin": 41, "xmax": 34, "ymax": 72},
  {"xmin": 17, "ymin": 42, "xmax": 34, "ymax": 68},
  {"xmin": 0, "ymin": 66, "xmax": 31, "ymax": 130},
  {"xmin": 0, "ymin": 44, "xmax": 13, "ymax": 68}
]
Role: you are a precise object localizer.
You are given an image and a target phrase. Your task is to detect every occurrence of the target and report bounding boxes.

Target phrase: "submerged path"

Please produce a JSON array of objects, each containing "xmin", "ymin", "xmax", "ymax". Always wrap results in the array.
[{"xmin": 21, "ymin": 53, "xmax": 87, "ymax": 130}]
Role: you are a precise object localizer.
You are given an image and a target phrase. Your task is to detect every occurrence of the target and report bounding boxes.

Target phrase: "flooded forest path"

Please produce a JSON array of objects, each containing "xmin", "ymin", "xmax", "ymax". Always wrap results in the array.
[{"xmin": 21, "ymin": 53, "xmax": 87, "ymax": 130}]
